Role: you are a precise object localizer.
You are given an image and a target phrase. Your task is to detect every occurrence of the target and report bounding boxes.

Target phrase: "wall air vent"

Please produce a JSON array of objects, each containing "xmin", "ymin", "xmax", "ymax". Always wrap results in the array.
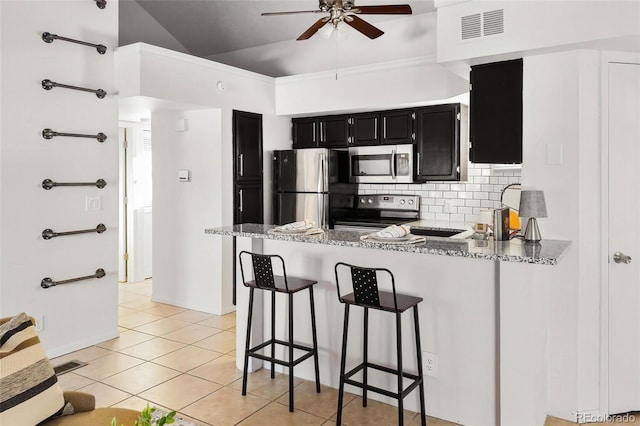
[
  {"xmin": 460, "ymin": 9, "xmax": 504, "ymax": 40},
  {"xmin": 461, "ymin": 13, "xmax": 481, "ymax": 40},
  {"xmin": 483, "ymin": 9, "xmax": 504, "ymax": 36}
]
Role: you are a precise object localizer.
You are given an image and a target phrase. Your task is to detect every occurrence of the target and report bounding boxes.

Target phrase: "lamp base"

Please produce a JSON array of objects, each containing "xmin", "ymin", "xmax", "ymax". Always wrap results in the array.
[{"xmin": 523, "ymin": 217, "xmax": 542, "ymax": 243}]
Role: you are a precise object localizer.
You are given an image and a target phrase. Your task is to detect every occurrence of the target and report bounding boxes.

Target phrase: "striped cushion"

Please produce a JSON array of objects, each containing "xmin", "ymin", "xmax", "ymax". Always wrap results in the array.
[{"xmin": 0, "ymin": 313, "xmax": 65, "ymax": 425}]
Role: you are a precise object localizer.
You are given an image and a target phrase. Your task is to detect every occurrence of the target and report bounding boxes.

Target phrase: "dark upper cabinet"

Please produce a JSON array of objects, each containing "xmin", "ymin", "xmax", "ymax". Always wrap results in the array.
[
  {"xmin": 319, "ymin": 115, "xmax": 349, "ymax": 148},
  {"xmin": 292, "ymin": 117, "xmax": 318, "ymax": 149},
  {"xmin": 415, "ymin": 104, "xmax": 464, "ymax": 181},
  {"xmin": 234, "ymin": 182, "xmax": 263, "ymax": 224},
  {"xmin": 470, "ymin": 58, "xmax": 523, "ymax": 164},
  {"xmin": 349, "ymin": 113, "xmax": 380, "ymax": 146},
  {"xmin": 380, "ymin": 109, "xmax": 415, "ymax": 145},
  {"xmin": 233, "ymin": 111, "xmax": 263, "ymax": 183}
]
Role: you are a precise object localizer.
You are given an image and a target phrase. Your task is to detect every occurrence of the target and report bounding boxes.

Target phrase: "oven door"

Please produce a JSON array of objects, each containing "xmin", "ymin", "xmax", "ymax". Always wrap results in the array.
[{"xmin": 348, "ymin": 145, "xmax": 413, "ymax": 183}]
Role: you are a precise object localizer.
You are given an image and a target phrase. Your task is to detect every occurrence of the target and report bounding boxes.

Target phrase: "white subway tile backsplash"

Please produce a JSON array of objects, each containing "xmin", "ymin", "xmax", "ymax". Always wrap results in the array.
[
  {"xmin": 450, "ymin": 214, "xmax": 465, "ymax": 222},
  {"xmin": 357, "ymin": 162, "xmax": 520, "ymax": 225},
  {"xmin": 473, "ymin": 192, "xmax": 489, "ymax": 200}
]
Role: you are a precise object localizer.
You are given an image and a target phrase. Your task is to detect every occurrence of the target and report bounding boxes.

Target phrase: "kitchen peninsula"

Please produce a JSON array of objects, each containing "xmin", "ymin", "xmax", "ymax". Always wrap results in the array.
[{"xmin": 206, "ymin": 224, "xmax": 572, "ymax": 425}]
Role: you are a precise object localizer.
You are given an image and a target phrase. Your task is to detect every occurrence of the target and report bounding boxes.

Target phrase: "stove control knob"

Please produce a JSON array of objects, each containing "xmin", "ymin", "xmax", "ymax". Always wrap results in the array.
[
  {"xmin": 408, "ymin": 199, "xmax": 414, "ymax": 205},
  {"xmin": 360, "ymin": 198, "xmax": 365, "ymax": 204},
  {"xmin": 367, "ymin": 198, "xmax": 373, "ymax": 204},
  {"xmin": 400, "ymin": 199, "xmax": 406, "ymax": 205}
]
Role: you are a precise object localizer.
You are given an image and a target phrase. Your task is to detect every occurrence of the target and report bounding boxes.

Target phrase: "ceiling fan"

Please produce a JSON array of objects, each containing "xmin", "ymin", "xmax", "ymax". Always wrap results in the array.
[{"xmin": 261, "ymin": 0, "xmax": 412, "ymax": 41}]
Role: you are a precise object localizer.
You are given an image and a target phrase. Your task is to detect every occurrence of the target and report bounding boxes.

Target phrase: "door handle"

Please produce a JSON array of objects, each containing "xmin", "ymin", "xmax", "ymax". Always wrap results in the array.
[
  {"xmin": 239, "ymin": 190, "xmax": 243, "ymax": 212},
  {"xmin": 613, "ymin": 252, "xmax": 632, "ymax": 264},
  {"xmin": 239, "ymin": 154, "xmax": 244, "ymax": 177},
  {"xmin": 417, "ymin": 152, "xmax": 421, "ymax": 175}
]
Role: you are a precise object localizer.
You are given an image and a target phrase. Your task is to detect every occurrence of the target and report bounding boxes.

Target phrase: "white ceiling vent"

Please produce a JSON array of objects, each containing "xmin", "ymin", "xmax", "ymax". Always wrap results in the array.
[
  {"xmin": 461, "ymin": 9, "xmax": 504, "ymax": 40},
  {"xmin": 461, "ymin": 13, "xmax": 481, "ymax": 40},
  {"xmin": 483, "ymin": 9, "xmax": 504, "ymax": 36}
]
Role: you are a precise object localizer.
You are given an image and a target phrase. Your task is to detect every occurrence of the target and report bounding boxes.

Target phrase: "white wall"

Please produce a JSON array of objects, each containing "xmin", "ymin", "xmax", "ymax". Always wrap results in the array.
[
  {"xmin": 436, "ymin": 0, "xmax": 640, "ymax": 64},
  {"xmin": 275, "ymin": 57, "xmax": 470, "ymax": 116},
  {"xmin": 0, "ymin": 1, "xmax": 119, "ymax": 356},
  {"xmin": 151, "ymin": 109, "xmax": 224, "ymax": 313},
  {"xmin": 208, "ymin": 12, "xmax": 438, "ymax": 78},
  {"xmin": 521, "ymin": 50, "xmax": 602, "ymax": 421},
  {"xmin": 115, "ymin": 44, "xmax": 291, "ymax": 314}
]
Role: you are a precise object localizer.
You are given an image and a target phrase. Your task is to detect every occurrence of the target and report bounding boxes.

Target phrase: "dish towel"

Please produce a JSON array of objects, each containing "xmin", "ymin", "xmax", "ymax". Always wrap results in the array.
[
  {"xmin": 268, "ymin": 219, "xmax": 324, "ymax": 235},
  {"xmin": 360, "ymin": 224, "xmax": 427, "ymax": 245}
]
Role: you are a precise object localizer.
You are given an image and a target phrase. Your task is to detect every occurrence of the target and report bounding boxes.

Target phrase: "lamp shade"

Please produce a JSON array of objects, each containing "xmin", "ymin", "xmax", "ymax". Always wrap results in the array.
[{"xmin": 518, "ymin": 190, "xmax": 548, "ymax": 218}]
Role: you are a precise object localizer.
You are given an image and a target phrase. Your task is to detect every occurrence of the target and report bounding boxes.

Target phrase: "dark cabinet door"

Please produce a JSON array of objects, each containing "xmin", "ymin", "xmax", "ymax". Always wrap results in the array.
[
  {"xmin": 234, "ymin": 183, "xmax": 263, "ymax": 224},
  {"xmin": 415, "ymin": 104, "xmax": 460, "ymax": 181},
  {"xmin": 349, "ymin": 113, "xmax": 380, "ymax": 146},
  {"xmin": 470, "ymin": 58, "xmax": 523, "ymax": 164},
  {"xmin": 381, "ymin": 109, "xmax": 415, "ymax": 145},
  {"xmin": 319, "ymin": 115, "xmax": 348, "ymax": 148},
  {"xmin": 292, "ymin": 117, "xmax": 318, "ymax": 149},
  {"xmin": 233, "ymin": 111, "xmax": 263, "ymax": 182}
]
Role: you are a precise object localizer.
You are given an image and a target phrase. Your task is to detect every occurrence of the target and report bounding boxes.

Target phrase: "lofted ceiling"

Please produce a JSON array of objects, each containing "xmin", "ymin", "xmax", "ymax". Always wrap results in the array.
[{"xmin": 119, "ymin": 0, "xmax": 436, "ymax": 59}]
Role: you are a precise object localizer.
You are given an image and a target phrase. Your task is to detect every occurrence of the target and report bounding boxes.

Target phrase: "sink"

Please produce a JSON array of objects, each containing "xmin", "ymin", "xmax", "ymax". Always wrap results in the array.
[{"xmin": 410, "ymin": 227, "xmax": 467, "ymax": 238}]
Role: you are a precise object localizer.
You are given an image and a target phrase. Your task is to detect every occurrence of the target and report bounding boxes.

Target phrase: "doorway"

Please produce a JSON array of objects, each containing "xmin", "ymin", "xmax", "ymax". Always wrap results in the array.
[
  {"xmin": 607, "ymin": 60, "xmax": 640, "ymax": 414},
  {"xmin": 119, "ymin": 122, "xmax": 153, "ymax": 284}
]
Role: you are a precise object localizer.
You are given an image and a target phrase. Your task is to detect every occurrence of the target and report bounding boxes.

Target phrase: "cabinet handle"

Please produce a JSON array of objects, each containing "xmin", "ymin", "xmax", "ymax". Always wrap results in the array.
[
  {"xmin": 239, "ymin": 154, "xmax": 244, "ymax": 177},
  {"xmin": 312, "ymin": 122, "xmax": 316, "ymax": 143},
  {"xmin": 374, "ymin": 118, "xmax": 378, "ymax": 139},
  {"xmin": 417, "ymin": 152, "xmax": 421, "ymax": 175},
  {"xmin": 383, "ymin": 117, "xmax": 387, "ymax": 139},
  {"xmin": 412, "ymin": 132, "xmax": 416, "ymax": 141},
  {"xmin": 239, "ymin": 190, "xmax": 243, "ymax": 212},
  {"xmin": 320, "ymin": 122, "xmax": 325, "ymax": 143}
]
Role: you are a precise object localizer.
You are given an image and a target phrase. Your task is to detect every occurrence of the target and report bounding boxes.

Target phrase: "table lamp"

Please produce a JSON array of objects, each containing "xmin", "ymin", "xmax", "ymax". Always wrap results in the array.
[{"xmin": 518, "ymin": 190, "xmax": 547, "ymax": 243}]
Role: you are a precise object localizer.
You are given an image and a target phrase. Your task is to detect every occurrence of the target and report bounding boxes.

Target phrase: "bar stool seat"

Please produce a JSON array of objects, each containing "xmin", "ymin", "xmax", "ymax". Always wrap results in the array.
[
  {"xmin": 239, "ymin": 251, "xmax": 321, "ymax": 413},
  {"xmin": 339, "ymin": 290, "xmax": 423, "ymax": 313},
  {"xmin": 335, "ymin": 262, "xmax": 426, "ymax": 426}
]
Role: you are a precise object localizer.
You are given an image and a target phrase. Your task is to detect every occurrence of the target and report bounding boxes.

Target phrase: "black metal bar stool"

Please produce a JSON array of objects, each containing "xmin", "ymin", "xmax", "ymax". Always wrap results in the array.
[
  {"xmin": 239, "ymin": 251, "xmax": 321, "ymax": 412},
  {"xmin": 334, "ymin": 262, "xmax": 426, "ymax": 426}
]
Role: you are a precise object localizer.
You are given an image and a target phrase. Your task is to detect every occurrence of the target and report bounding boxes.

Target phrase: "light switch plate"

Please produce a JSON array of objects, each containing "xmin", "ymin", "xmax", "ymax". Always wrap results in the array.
[{"xmin": 86, "ymin": 196, "xmax": 101, "ymax": 211}]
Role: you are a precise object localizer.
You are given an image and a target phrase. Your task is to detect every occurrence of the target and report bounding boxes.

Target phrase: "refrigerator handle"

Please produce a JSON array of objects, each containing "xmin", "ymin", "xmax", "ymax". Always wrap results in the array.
[
  {"xmin": 239, "ymin": 189, "xmax": 243, "ymax": 212},
  {"xmin": 318, "ymin": 152, "xmax": 325, "ymax": 193}
]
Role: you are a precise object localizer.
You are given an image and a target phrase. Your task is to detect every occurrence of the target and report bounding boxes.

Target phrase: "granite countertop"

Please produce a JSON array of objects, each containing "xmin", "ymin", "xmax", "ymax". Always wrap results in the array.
[{"xmin": 205, "ymin": 224, "xmax": 572, "ymax": 265}]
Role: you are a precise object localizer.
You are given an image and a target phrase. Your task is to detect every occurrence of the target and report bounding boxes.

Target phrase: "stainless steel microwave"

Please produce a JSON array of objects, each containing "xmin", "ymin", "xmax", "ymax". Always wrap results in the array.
[{"xmin": 348, "ymin": 145, "xmax": 414, "ymax": 184}]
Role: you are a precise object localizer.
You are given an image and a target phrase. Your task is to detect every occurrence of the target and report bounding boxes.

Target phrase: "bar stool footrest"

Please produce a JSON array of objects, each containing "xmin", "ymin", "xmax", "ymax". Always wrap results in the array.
[
  {"xmin": 342, "ymin": 361, "xmax": 423, "ymax": 400},
  {"xmin": 248, "ymin": 338, "xmax": 316, "ymax": 367}
]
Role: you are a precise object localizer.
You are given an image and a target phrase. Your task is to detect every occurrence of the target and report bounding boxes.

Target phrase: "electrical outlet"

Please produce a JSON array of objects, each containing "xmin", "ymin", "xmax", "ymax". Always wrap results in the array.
[
  {"xmin": 34, "ymin": 315, "xmax": 44, "ymax": 332},
  {"xmin": 423, "ymin": 352, "xmax": 438, "ymax": 377}
]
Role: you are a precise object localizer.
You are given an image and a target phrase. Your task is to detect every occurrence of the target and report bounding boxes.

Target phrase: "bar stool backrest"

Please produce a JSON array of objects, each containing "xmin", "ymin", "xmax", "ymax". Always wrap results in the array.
[
  {"xmin": 334, "ymin": 262, "xmax": 398, "ymax": 311},
  {"xmin": 239, "ymin": 251, "xmax": 288, "ymax": 291}
]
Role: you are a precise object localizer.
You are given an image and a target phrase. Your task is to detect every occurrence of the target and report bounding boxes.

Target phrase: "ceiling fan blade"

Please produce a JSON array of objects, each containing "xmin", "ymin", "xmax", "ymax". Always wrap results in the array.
[
  {"xmin": 261, "ymin": 10, "xmax": 323, "ymax": 16},
  {"xmin": 344, "ymin": 15, "xmax": 384, "ymax": 39},
  {"xmin": 297, "ymin": 17, "xmax": 330, "ymax": 40},
  {"xmin": 352, "ymin": 5, "xmax": 412, "ymax": 14}
]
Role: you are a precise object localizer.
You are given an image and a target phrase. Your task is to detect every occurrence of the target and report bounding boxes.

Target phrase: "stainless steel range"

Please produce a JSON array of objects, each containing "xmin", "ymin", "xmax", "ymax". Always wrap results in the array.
[{"xmin": 333, "ymin": 194, "xmax": 420, "ymax": 232}]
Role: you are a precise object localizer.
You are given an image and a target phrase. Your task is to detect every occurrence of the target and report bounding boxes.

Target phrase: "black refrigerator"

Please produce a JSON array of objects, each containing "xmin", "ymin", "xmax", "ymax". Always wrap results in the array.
[{"xmin": 273, "ymin": 148, "xmax": 355, "ymax": 228}]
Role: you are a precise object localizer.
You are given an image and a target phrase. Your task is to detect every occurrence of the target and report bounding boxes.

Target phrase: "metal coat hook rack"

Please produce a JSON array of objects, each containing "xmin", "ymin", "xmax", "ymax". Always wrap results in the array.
[
  {"xmin": 42, "ymin": 224, "xmax": 106, "ymax": 240},
  {"xmin": 41, "ymin": 79, "xmax": 107, "ymax": 99},
  {"xmin": 42, "ymin": 32, "xmax": 107, "ymax": 55},
  {"xmin": 42, "ymin": 128, "xmax": 107, "ymax": 143},
  {"xmin": 41, "ymin": 268, "xmax": 106, "ymax": 288},
  {"xmin": 42, "ymin": 179, "xmax": 107, "ymax": 190}
]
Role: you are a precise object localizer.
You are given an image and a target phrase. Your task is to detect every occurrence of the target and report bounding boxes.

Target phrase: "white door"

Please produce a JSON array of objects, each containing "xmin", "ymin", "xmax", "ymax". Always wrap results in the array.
[{"xmin": 608, "ymin": 61, "xmax": 640, "ymax": 414}]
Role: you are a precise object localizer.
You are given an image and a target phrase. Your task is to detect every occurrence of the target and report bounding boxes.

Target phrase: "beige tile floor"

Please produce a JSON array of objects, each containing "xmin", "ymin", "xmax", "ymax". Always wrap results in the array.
[{"xmin": 50, "ymin": 280, "xmax": 638, "ymax": 426}]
